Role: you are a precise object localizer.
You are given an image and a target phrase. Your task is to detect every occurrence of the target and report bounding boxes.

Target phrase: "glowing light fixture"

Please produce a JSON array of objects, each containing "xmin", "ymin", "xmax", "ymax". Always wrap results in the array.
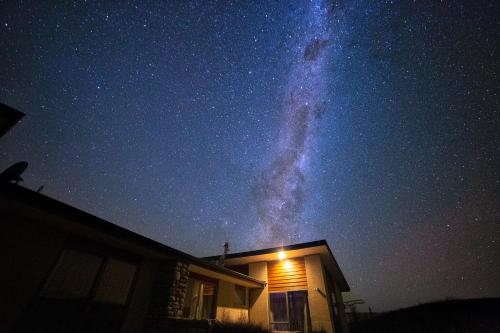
[{"xmin": 278, "ymin": 250, "xmax": 286, "ymax": 260}]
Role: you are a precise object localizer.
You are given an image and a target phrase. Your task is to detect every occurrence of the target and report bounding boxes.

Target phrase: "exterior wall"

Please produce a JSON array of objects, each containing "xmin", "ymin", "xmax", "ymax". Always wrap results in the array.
[
  {"xmin": 0, "ymin": 214, "xmax": 68, "ymax": 332},
  {"xmin": 305, "ymin": 254, "xmax": 334, "ymax": 333},
  {"xmin": 216, "ymin": 280, "xmax": 249, "ymax": 323},
  {"xmin": 248, "ymin": 262, "xmax": 269, "ymax": 329},
  {"xmin": 216, "ymin": 307, "xmax": 249, "ymax": 323}
]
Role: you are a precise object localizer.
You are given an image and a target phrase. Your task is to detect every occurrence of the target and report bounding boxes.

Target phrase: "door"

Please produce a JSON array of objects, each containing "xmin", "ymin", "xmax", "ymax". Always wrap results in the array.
[
  {"xmin": 288, "ymin": 291, "xmax": 309, "ymax": 331},
  {"xmin": 270, "ymin": 290, "xmax": 310, "ymax": 332}
]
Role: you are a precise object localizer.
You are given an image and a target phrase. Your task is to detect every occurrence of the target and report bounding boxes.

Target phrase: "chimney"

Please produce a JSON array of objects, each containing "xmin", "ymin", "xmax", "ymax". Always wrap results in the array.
[{"xmin": 216, "ymin": 242, "xmax": 229, "ymax": 267}]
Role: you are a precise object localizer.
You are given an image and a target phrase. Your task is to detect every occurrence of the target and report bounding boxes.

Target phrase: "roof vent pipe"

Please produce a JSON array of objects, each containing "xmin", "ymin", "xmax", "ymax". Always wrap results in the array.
[{"xmin": 217, "ymin": 242, "xmax": 229, "ymax": 267}]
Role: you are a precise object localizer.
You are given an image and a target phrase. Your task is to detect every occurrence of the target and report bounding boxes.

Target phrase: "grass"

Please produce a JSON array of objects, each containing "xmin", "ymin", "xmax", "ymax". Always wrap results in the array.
[{"xmin": 350, "ymin": 298, "xmax": 500, "ymax": 333}]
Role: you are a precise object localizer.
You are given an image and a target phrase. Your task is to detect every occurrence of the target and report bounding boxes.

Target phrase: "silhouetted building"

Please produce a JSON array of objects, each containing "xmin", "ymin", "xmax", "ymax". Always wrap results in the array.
[{"xmin": 1, "ymin": 183, "xmax": 349, "ymax": 333}]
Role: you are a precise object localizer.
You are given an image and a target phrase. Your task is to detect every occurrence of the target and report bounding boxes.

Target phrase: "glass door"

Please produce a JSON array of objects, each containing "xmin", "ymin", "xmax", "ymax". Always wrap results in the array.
[
  {"xmin": 270, "ymin": 292, "xmax": 288, "ymax": 331},
  {"xmin": 288, "ymin": 291, "xmax": 309, "ymax": 331},
  {"xmin": 270, "ymin": 290, "xmax": 310, "ymax": 332}
]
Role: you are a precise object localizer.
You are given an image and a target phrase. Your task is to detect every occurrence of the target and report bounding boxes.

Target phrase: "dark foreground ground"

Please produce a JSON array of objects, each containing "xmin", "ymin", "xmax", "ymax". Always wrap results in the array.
[{"xmin": 350, "ymin": 298, "xmax": 500, "ymax": 333}]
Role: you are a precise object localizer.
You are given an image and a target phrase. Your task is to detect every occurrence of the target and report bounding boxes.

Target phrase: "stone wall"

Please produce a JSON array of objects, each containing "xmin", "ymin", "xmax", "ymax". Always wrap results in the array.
[{"xmin": 145, "ymin": 260, "xmax": 190, "ymax": 332}]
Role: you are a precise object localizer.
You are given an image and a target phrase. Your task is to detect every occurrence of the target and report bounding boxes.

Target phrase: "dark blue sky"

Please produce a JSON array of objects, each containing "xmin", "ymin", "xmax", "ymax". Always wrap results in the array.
[{"xmin": 1, "ymin": 0, "xmax": 498, "ymax": 311}]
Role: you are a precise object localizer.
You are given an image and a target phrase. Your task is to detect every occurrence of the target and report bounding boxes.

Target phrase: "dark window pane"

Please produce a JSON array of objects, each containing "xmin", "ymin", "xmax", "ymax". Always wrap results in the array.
[
  {"xmin": 94, "ymin": 258, "xmax": 137, "ymax": 305},
  {"xmin": 288, "ymin": 291, "xmax": 308, "ymax": 331},
  {"xmin": 183, "ymin": 278, "xmax": 202, "ymax": 319},
  {"xmin": 270, "ymin": 292, "xmax": 287, "ymax": 323},
  {"xmin": 183, "ymin": 277, "xmax": 217, "ymax": 320},
  {"xmin": 272, "ymin": 323, "xmax": 290, "ymax": 331},
  {"xmin": 40, "ymin": 249, "xmax": 102, "ymax": 299},
  {"xmin": 201, "ymin": 281, "xmax": 216, "ymax": 319},
  {"xmin": 234, "ymin": 285, "xmax": 246, "ymax": 306},
  {"xmin": 331, "ymin": 292, "xmax": 338, "ymax": 316}
]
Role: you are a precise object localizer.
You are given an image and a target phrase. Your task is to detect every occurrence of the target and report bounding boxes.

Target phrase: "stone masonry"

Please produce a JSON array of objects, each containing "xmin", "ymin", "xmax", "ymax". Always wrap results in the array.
[{"xmin": 145, "ymin": 260, "xmax": 190, "ymax": 331}]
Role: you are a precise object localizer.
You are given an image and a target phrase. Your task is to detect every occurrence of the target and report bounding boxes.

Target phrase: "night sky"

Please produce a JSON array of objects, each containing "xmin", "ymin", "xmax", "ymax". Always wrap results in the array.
[{"xmin": 1, "ymin": 0, "xmax": 498, "ymax": 311}]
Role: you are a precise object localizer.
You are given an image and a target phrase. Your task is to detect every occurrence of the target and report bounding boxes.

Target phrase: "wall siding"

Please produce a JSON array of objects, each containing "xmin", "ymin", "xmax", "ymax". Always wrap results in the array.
[
  {"xmin": 267, "ymin": 258, "xmax": 307, "ymax": 292},
  {"xmin": 305, "ymin": 254, "xmax": 334, "ymax": 333},
  {"xmin": 248, "ymin": 262, "xmax": 269, "ymax": 329}
]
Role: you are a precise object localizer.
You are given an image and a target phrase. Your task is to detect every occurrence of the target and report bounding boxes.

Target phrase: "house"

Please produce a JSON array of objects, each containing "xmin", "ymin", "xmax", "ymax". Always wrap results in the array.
[
  {"xmin": 204, "ymin": 241, "xmax": 350, "ymax": 333},
  {"xmin": 1, "ymin": 182, "xmax": 349, "ymax": 333}
]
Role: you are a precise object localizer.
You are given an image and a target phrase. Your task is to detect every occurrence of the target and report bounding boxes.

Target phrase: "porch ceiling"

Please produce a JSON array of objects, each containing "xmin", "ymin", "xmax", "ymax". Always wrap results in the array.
[{"xmin": 188, "ymin": 264, "xmax": 265, "ymax": 288}]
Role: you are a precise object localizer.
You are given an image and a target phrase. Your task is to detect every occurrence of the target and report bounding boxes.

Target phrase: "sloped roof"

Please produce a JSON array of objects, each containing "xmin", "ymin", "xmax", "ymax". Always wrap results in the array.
[{"xmin": 0, "ymin": 183, "xmax": 265, "ymax": 287}]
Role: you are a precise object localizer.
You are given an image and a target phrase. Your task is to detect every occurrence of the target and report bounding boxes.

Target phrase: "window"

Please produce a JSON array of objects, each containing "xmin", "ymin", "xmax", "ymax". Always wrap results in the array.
[
  {"xmin": 184, "ymin": 278, "xmax": 202, "ymax": 319},
  {"xmin": 234, "ymin": 285, "xmax": 247, "ymax": 306},
  {"xmin": 269, "ymin": 291, "xmax": 310, "ymax": 332},
  {"xmin": 201, "ymin": 282, "xmax": 216, "ymax": 319},
  {"xmin": 183, "ymin": 275, "xmax": 217, "ymax": 320},
  {"xmin": 331, "ymin": 291, "xmax": 338, "ymax": 316},
  {"xmin": 40, "ymin": 249, "xmax": 102, "ymax": 300},
  {"xmin": 16, "ymin": 247, "xmax": 138, "ymax": 332},
  {"xmin": 41, "ymin": 250, "xmax": 137, "ymax": 305},
  {"xmin": 94, "ymin": 258, "xmax": 137, "ymax": 305}
]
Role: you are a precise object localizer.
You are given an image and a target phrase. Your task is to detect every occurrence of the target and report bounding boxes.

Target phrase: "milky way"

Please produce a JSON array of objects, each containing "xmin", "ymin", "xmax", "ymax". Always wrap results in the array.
[
  {"xmin": 254, "ymin": 0, "xmax": 333, "ymax": 247},
  {"xmin": 1, "ymin": 0, "xmax": 498, "ymax": 311}
]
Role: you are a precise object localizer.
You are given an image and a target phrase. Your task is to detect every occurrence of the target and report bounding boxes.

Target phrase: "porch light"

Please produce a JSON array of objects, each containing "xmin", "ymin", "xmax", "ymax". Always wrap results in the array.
[{"xmin": 278, "ymin": 250, "xmax": 286, "ymax": 260}]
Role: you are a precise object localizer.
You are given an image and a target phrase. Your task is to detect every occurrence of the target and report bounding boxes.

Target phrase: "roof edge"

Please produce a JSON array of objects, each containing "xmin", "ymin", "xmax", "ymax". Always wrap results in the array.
[
  {"xmin": 1, "ymin": 183, "xmax": 265, "ymax": 286},
  {"xmin": 202, "ymin": 240, "xmax": 329, "ymax": 261},
  {"xmin": 202, "ymin": 239, "xmax": 350, "ymax": 292}
]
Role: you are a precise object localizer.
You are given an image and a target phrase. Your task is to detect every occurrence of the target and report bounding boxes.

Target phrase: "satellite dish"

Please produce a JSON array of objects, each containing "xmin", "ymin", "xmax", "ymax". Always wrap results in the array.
[{"xmin": 0, "ymin": 161, "xmax": 28, "ymax": 184}]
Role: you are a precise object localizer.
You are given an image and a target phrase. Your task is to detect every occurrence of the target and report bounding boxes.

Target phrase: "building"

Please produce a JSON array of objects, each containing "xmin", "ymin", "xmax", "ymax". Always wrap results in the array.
[
  {"xmin": 1, "ymin": 182, "xmax": 349, "ymax": 333},
  {"xmin": 204, "ymin": 241, "xmax": 350, "ymax": 333}
]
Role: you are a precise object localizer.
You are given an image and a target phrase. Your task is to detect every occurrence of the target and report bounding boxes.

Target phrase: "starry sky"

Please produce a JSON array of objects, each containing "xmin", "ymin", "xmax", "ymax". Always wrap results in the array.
[{"xmin": 1, "ymin": 0, "xmax": 498, "ymax": 311}]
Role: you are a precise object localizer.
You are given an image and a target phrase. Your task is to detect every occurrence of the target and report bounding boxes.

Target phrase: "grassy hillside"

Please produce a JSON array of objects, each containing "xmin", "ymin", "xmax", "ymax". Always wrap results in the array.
[{"xmin": 350, "ymin": 298, "xmax": 500, "ymax": 333}]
